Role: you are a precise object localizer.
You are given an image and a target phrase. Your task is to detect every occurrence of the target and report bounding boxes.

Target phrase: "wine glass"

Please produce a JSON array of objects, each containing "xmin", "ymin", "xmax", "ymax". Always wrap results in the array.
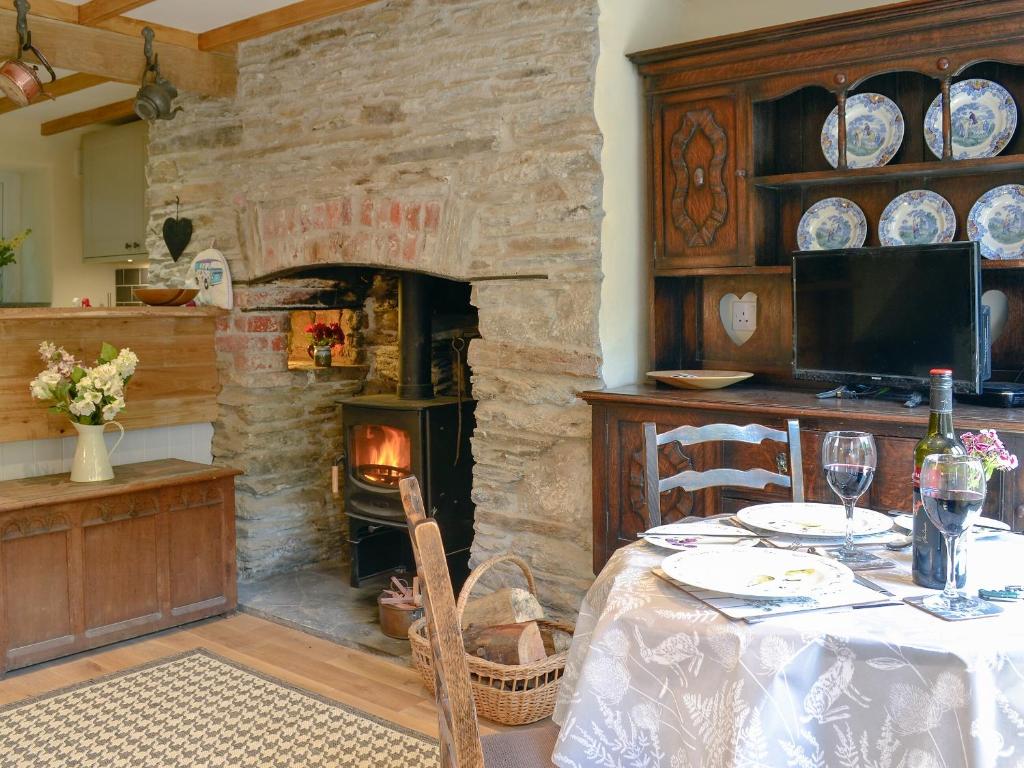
[
  {"xmin": 919, "ymin": 454, "xmax": 987, "ymax": 613},
  {"xmin": 822, "ymin": 431, "xmax": 877, "ymax": 564}
]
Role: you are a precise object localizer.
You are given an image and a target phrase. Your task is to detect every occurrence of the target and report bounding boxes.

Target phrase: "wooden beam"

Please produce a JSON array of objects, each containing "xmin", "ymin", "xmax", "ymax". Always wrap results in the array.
[
  {"xmin": 1, "ymin": 0, "xmax": 197, "ymax": 49},
  {"xmin": 199, "ymin": 0, "xmax": 375, "ymax": 51},
  {"xmin": 0, "ymin": 72, "xmax": 108, "ymax": 115},
  {"xmin": 40, "ymin": 98, "xmax": 137, "ymax": 136},
  {"xmin": 0, "ymin": 0, "xmax": 77, "ymax": 24},
  {"xmin": 78, "ymin": 0, "xmax": 151, "ymax": 26},
  {"xmin": 95, "ymin": 16, "xmax": 199, "ymax": 50},
  {"xmin": 0, "ymin": 9, "xmax": 236, "ymax": 97}
]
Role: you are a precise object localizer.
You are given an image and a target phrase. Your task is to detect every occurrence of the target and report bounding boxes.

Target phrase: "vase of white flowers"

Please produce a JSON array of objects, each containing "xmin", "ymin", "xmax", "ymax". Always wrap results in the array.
[{"xmin": 29, "ymin": 340, "xmax": 139, "ymax": 482}]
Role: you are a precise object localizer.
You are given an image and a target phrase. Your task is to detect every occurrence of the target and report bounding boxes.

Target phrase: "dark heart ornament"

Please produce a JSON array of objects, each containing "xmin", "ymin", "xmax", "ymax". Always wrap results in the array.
[{"xmin": 162, "ymin": 216, "xmax": 193, "ymax": 261}]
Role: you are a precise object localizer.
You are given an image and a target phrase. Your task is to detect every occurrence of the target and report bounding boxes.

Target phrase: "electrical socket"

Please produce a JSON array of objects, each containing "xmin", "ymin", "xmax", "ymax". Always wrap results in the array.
[{"xmin": 731, "ymin": 300, "xmax": 757, "ymax": 332}]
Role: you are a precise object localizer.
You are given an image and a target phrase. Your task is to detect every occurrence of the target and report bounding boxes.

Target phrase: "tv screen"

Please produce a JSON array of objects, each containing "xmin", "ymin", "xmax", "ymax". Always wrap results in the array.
[{"xmin": 792, "ymin": 242, "xmax": 982, "ymax": 393}]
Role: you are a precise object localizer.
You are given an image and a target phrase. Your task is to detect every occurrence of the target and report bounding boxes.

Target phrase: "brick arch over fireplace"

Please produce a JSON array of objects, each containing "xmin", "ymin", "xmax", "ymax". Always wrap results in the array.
[{"xmin": 143, "ymin": 0, "xmax": 604, "ymax": 617}]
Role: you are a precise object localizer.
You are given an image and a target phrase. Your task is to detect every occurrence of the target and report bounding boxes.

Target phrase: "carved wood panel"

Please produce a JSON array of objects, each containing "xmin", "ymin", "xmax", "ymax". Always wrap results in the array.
[
  {"xmin": 657, "ymin": 94, "xmax": 740, "ymax": 267},
  {"xmin": 670, "ymin": 108, "xmax": 729, "ymax": 247}
]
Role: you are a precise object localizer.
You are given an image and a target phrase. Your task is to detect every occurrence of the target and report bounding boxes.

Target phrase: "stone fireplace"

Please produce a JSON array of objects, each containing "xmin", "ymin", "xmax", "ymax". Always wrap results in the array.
[{"xmin": 144, "ymin": 0, "xmax": 603, "ymax": 617}]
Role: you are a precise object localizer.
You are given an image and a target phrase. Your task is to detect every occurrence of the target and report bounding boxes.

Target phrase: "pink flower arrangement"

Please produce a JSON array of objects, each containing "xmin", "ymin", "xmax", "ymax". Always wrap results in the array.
[{"xmin": 961, "ymin": 429, "xmax": 1019, "ymax": 480}]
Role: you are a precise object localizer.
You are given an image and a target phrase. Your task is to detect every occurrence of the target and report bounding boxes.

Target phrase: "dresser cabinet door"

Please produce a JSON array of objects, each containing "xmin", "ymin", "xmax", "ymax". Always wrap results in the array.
[{"xmin": 654, "ymin": 93, "xmax": 747, "ymax": 269}]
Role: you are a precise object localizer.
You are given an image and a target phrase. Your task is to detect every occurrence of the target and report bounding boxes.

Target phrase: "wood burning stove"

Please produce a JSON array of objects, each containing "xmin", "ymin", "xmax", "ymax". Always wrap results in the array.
[{"xmin": 342, "ymin": 273, "xmax": 475, "ymax": 587}]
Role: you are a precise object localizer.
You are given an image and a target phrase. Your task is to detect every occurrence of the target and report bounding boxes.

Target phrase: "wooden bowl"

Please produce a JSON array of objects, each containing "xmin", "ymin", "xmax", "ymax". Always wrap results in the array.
[
  {"xmin": 647, "ymin": 370, "xmax": 754, "ymax": 390},
  {"xmin": 133, "ymin": 288, "xmax": 199, "ymax": 306}
]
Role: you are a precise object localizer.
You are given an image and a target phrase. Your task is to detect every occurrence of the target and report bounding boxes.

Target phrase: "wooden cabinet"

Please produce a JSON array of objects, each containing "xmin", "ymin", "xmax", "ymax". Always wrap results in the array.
[
  {"xmin": 81, "ymin": 121, "xmax": 148, "ymax": 261},
  {"xmin": 633, "ymin": 1, "xmax": 1024, "ymax": 381},
  {"xmin": 654, "ymin": 92, "xmax": 747, "ymax": 269},
  {"xmin": 584, "ymin": 385, "xmax": 1024, "ymax": 572},
  {"xmin": 0, "ymin": 460, "xmax": 240, "ymax": 675}
]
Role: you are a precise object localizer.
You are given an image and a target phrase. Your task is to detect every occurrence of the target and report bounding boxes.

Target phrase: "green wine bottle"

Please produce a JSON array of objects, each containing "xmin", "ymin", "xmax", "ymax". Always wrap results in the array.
[{"xmin": 911, "ymin": 368, "xmax": 967, "ymax": 588}]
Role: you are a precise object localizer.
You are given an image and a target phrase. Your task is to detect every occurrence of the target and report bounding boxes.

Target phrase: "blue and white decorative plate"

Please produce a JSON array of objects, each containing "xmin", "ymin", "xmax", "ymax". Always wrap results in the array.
[
  {"xmin": 797, "ymin": 198, "xmax": 868, "ymax": 251},
  {"xmin": 967, "ymin": 184, "xmax": 1024, "ymax": 260},
  {"xmin": 821, "ymin": 93, "xmax": 904, "ymax": 169},
  {"xmin": 878, "ymin": 190, "xmax": 956, "ymax": 246},
  {"xmin": 925, "ymin": 79, "xmax": 1018, "ymax": 160}
]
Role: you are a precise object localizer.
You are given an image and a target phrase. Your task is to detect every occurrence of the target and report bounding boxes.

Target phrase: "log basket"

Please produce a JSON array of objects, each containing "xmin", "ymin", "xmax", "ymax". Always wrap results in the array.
[{"xmin": 409, "ymin": 553, "xmax": 574, "ymax": 726}]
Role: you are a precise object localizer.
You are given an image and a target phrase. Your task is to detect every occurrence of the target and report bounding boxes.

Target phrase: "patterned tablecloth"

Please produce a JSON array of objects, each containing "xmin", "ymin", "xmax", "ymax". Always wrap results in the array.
[{"xmin": 552, "ymin": 536, "xmax": 1024, "ymax": 768}]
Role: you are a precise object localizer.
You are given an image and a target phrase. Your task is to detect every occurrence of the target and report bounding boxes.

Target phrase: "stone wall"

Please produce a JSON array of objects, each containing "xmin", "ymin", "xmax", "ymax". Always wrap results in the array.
[{"xmin": 145, "ymin": 0, "xmax": 604, "ymax": 615}]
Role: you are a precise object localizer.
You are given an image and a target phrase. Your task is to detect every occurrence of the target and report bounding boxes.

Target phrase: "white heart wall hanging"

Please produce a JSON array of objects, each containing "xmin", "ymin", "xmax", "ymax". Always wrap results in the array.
[{"xmin": 719, "ymin": 292, "xmax": 758, "ymax": 346}]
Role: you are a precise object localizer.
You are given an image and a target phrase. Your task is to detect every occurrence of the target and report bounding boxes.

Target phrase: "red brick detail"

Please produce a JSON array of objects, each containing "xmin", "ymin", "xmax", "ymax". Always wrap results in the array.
[
  {"xmin": 403, "ymin": 232, "xmax": 419, "ymax": 262},
  {"xmin": 244, "ymin": 314, "xmax": 286, "ymax": 333},
  {"xmin": 257, "ymin": 195, "xmax": 445, "ymax": 277},
  {"xmin": 405, "ymin": 203, "xmax": 421, "ymax": 231},
  {"xmin": 424, "ymin": 202, "xmax": 441, "ymax": 233}
]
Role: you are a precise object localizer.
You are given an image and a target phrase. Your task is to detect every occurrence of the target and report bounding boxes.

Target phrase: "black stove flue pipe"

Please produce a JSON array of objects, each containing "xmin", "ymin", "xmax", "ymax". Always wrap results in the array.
[{"xmin": 398, "ymin": 272, "xmax": 434, "ymax": 400}]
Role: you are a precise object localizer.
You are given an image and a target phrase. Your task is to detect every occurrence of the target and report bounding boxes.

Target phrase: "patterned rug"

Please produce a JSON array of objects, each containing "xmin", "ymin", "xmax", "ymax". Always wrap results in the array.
[{"xmin": 0, "ymin": 649, "xmax": 438, "ymax": 767}]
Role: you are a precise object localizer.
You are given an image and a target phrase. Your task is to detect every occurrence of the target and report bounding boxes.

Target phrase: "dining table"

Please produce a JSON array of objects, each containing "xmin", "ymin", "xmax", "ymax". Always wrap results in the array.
[{"xmin": 551, "ymin": 522, "xmax": 1024, "ymax": 768}]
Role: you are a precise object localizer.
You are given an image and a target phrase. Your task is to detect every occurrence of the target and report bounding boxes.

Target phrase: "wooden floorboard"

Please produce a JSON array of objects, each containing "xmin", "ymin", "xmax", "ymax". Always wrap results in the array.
[{"xmin": 0, "ymin": 612, "xmax": 499, "ymax": 739}]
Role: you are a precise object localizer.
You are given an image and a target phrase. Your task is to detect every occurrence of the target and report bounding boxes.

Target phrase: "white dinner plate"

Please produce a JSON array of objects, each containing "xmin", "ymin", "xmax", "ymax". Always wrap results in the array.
[
  {"xmin": 736, "ymin": 502, "xmax": 893, "ymax": 538},
  {"xmin": 967, "ymin": 184, "xmax": 1024, "ymax": 260},
  {"xmin": 892, "ymin": 513, "xmax": 1010, "ymax": 534},
  {"xmin": 878, "ymin": 190, "xmax": 956, "ymax": 246},
  {"xmin": 797, "ymin": 197, "xmax": 868, "ymax": 251},
  {"xmin": 661, "ymin": 547, "xmax": 854, "ymax": 599},
  {"xmin": 925, "ymin": 79, "xmax": 1018, "ymax": 160},
  {"xmin": 821, "ymin": 92, "xmax": 904, "ymax": 169}
]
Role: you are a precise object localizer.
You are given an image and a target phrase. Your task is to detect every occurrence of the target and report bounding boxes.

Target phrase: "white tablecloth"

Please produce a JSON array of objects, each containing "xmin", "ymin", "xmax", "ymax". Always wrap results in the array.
[{"xmin": 552, "ymin": 536, "xmax": 1024, "ymax": 768}]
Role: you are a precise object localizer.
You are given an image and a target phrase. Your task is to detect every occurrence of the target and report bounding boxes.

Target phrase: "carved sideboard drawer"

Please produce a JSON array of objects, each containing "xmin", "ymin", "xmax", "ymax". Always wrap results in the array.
[{"xmin": 0, "ymin": 459, "xmax": 240, "ymax": 675}]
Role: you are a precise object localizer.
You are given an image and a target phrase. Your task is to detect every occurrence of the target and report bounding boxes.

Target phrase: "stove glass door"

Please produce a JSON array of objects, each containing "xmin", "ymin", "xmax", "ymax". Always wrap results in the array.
[{"xmin": 350, "ymin": 424, "xmax": 412, "ymax": 488}]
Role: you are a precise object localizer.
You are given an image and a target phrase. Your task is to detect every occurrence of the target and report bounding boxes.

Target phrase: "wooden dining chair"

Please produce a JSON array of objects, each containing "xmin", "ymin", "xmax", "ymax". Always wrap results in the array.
[
  {"xmin": 399, "ymin": 476, "xmax": 559, "ymax": 768},
  {"xmin": 642, "ymin": 419, "xmax": 805, "ymax": 527}
]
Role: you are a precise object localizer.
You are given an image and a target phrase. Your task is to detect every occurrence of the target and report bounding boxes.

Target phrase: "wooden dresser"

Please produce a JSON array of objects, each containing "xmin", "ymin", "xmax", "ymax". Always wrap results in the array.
[
  {"xmin": 0, "ymin": 459, "xmax": 240, "ymax": 675},
  {"xmin": 584, "ymin": 385, "xmax": 1024, "ymax": 572}
]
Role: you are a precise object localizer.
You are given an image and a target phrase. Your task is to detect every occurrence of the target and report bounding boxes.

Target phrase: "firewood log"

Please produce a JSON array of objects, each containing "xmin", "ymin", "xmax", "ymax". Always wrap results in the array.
[
  {"xmin": 463, "ymin": 621, "xmax": 546, "ymax": 665},
  {"xmin": 460, "ymin": 587, "xmax": 544, "ymax": 630}
]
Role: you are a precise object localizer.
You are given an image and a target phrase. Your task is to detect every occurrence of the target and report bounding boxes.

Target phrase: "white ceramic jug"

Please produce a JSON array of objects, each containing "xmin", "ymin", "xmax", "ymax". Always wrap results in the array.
[{"xmin": 70, "ymin": 421, "xmax": 125, "ymax": 482}]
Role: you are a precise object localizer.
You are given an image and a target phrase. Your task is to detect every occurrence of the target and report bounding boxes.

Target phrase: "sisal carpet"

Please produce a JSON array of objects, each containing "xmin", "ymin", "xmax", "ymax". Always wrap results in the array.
[{"xmin": 0, "ymin": 649, "xmax": 438, "ymax": 768}]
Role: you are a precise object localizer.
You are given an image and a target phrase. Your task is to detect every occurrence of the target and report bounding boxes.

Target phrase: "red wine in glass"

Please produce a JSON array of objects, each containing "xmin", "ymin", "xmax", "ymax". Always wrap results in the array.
[
  {"xmin": 919, "ymin": 454, "xmax": 987, "ymax": 613},
  {"xmin": 825, "ymin": 463, "xmax": 876, "ymax": 500},
  {"xmin": 921, "ymin": 489, "xmax": 984, "ymax": 537},
  {"xmin": 821, "ymin": 431, "xmax": 877, "ymax": 564}
]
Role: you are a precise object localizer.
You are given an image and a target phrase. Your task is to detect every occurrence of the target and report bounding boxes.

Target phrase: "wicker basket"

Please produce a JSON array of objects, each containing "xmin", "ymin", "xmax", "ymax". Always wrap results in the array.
[{"xmin": 409, "ymin": 553, "xmax": 574, "ymax": 726}]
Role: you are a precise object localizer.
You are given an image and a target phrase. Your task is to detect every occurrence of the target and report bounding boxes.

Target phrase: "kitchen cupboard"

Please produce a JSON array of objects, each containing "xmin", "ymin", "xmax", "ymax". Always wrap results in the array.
[{"xmin": 81, "ymin": 121, "xmax": 148, "ymax": 262}]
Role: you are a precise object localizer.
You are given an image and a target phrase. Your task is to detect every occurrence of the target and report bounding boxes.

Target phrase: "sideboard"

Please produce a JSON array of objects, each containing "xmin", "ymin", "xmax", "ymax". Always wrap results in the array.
[
  {"xmin": 0, "ymin": 459, "xmax": 240, "ymax": 675},
  {"xmin": 583, "ymin": 385, "xmax": 1024, "ymax": 572}
]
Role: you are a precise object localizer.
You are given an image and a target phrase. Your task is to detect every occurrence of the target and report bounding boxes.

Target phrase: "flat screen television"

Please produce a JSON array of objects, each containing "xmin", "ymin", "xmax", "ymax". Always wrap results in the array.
[{"xmin": 792, "ymin": 242, "xmax": 983, "ymax": 394}]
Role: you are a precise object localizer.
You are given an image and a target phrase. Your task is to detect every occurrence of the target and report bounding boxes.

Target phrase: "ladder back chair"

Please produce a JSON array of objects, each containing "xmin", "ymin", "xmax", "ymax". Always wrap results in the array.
[
  {"xmin": 399, "ymin": 476, "xmax": 559, "ymax": 768},
  {"xmin": 642, "ymin": 419, "xmax": 805, "ymax": 528}
]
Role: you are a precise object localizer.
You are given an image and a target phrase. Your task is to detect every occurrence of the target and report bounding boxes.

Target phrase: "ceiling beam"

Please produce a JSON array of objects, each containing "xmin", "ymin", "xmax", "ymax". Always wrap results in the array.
[
  {"xmin": 78, "ymin": 0, "xmax": 151, "ymax": 26},
  {"xmin": 0, "ymin": 9, "xmax": 236, "ymax": 97},
  {"xmin": 0, "ymin": 0, "xmax": 77, "ymax": 23},
  {"xmin": 95, "ymin": 16, "xmax": 199, "ymax": 49},
  {"xmin": 40, "ymin": 98, "xmax": 136, "ymax": 135},
  {"xmin": 1, "ymin": 0, "xmax": 198, "ymax": 49},
  {"xmin": 199, "ymin": 0, "xmax": 376, "ymax": 51},
  {"xmin": 0, "ymin": 72, "xmax": 108, "ymax": 115}
]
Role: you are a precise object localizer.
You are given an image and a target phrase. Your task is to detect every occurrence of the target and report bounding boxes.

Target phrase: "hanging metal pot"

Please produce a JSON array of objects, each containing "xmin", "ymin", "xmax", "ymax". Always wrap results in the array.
[
  {"xmin": 0, "ymin": 0, "xmax": 56, "ymax": 106},
  {"xmin": 134, "ymin": 27, "xmax": 182, "ymax": 121}
]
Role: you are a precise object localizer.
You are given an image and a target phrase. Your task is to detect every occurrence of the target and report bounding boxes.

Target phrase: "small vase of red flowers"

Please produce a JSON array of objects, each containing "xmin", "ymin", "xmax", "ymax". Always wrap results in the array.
[{"xmin": 306, "ymin": 321, "xmax": 344, "ymax": 367}]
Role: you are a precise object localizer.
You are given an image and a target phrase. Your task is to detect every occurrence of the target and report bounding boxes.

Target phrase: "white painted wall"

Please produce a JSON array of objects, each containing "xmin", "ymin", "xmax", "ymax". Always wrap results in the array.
[
  {"xmin": 0, "ymin": 423, "xmax": 214, "ymax": 481},
  {"xmin": 595, "ymin": 0, "xmax": 895, "ymax": 387},
  {"xmin": 0, "ymin": 114, "xmax": 119, "ymax": 306}
]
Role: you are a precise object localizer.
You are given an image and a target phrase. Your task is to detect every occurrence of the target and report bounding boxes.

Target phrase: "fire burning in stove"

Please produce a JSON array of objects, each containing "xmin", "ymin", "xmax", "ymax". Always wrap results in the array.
[{"xmin": 352, "ymin": 425, "xmax": 412, "ymax": 487}]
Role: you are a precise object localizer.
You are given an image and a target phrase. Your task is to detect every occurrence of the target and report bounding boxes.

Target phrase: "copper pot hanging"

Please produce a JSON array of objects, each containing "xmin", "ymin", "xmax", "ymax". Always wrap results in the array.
[{"xmin": 0, "ymin": 0, "xmax": 56, "ymax": 106}]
